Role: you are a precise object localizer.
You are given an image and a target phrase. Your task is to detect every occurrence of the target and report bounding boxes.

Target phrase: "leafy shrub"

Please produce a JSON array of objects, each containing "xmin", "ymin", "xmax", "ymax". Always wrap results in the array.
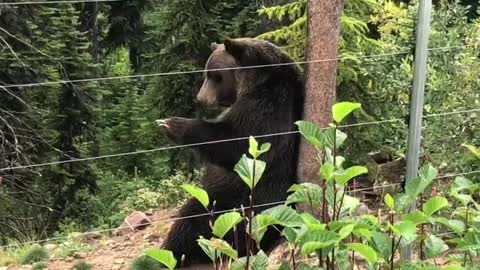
[
  {"xmin": 18, "ymin": 245, "xmax": 49, "ymax": 265},
  {"xmin": 129, "ymin": 255, "xmax": 163, "ymax": 270},
  {"xmin": 120, "ymin": 188, "xmax": 163, "ymax": 215},
  {"xmin": 154, "ymin": 169, "xmax": 202, "ymax": 207},
  {"xmin": 72, "ymin": 260, "xmax": 93, "ymax": 270},
  {"xmin": 0, "ymin": 252, "xmax": 17, "ymax": 266},
  {"xmin": 144, "ymin": 102, "xmax": 480, "ymax": 270},
  {"xmin": 32, "ymin": 262, "xmax": 48, "ymax": 270},
  {"xmin": 121, "ymin": 169, "xmax": 201, "ymax": 214},
  {"xmin": 59, "ymin": 169, "xmax": 200, "ymax": 232},
  {"xmin": 53, "ymin": 234, "xmax": 91, "ymax": 259}
]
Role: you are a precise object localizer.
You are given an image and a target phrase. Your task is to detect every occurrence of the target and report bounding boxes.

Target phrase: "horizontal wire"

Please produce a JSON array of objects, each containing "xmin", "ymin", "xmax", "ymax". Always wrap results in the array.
[
  {"xmin": 436, "ymin": 169, "xmax": 480, "ymax": 179},
  {"xmin": 272, "ymin": 232, "xmax": 458, "ymax": 268},
  {"xmin": 1, "ymin": 44, "xmax": 472, "ymax": 89},
  {"xmin": 0, "ymin": 183, "xmax": 425, "ymax": 249},
  {"xmin": 1, "ymin": 168, "xmax": 476, "ymax": 250},
  {"xmin": 0, "ymin": 0, "xmax": 120, "ymax": 5},
  {"xmin": 1, "ymin": 108, "xmax": 479, "ymax": 172}
]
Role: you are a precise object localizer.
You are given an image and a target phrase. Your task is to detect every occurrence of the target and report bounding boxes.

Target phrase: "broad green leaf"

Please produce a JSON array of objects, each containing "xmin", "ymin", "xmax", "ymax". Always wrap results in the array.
[
  {"xmin": 251, "ymin": 250, "xmax": 268, "ymax": 270},
  {"xmin": 390, "ymin": 221, "xmax": 417, "ymax": 244},
  {"xmin": 339, "ymin": 224, "xmax": 355, "ymax": 240},
  {"xmin": 321, "ymin": 162, "xmax": 335, "ymax": 181},
  {"xmin": 259, "ymin": 143, "xmax": 271, "ymax": 155},
  {"xmin": 371, "ymin": 231, "xmax": 392, "ymax": 260},
  {"xmin": 340, "ymin": 195, "xmax": 360, "ymax": 215},
  {"xmin": 248, "ymin": 136, "xmax": 271, "ymax": 159},
  {"xmin": 462, "ymin": 143, "xmax": 480, "ymax": 159},
  {"xmin": 181, "ymin": 184, "xmax": 209, "ymax": 209},
  {"xmin": 276, "ymin": 262, "xmax": 292, "ymax": 270},
  {"xmin": 198, "ymin": 238, "xmax": 238, "ymax": 259},
  {"xmin": 197, "ymin": 238, "xmax": 215, "ymax": 261},
  {"xmin": 446, "ymin": 254, "xmax": 465, "ymax": 264},
  {"xmin": 261, "ymin": 205, "xmax": 303, "ymax": 227},
  {"xmin": 418, "ymin": 164, "xmax": 438, "ymax": 182},
  {"xmin": 297, "ymin": 265, "xmax": 322, "ymax": 270},
  {"xmin": 463, "ymin": 231, "xmax": 480, "ymax": 247},
  {"xmin": 384, "ymin": 193, "xmax": 395, "ymax": 210},
  {"xmin": 457, "ymin": 244, "xmax": 480, "ymax": 251},
  {"xmin": 252, "ymin": 214, "xmax": 278, "ymax": 243},
  {"xmin": 212, "ymin": 212, "xmax": 243, "ymax": 239},
  {"xmin": 282, "ymin": 227, "xmax": 298, "ymax": 244},
  {"xmin": 253, "ymin": 206, "xmax": 303, "ymax": 242},
  {"xmin": 442, "ymin": 266, "xmax": 465, "ymax": 270},
  {"xmin": 452, "ymin": 176, "xmax": 479, "ymax": 193},
  {"xmin": 328, "ymin": 221, "xmax": 351, "ymax": 231},
  {"xmin": 324, "ymin": 127, "xmax": 348, "ymax": 149},
  {"xmin": 248, "ymin": 136, "xmax": 259, "ymax": 158},
  {"xmin": 231, "ymin": 257, "xmax": 247, "ymax": 270},
  {"xmin": 346, "ymin": 243, "xmax": 378, "ymax": 265},
  {"xmin": 422, "ymin": 197, "xmax": 450, "ymax": 217},
  {"xmin": 286, "ymin": 183, "xmax": 322, "ymax": 206},
  {"xmin": 405, "ymin": 166, "xmax": 437, "ymax": 198},
  {"xmin": 335, "ymin": 166, "xmax": 368, "ymax": 185},
  {"xmin": 333, "ymin": 102, "xmax": 361, "ymax": 123},
  {"xmin": 393, "ymin": 193, "xmax": 414, "ymax": 212},
  {"xmin": 450, "ymin": 190, "xmax": 472, "ymax": 205},
  {"xmin": 231, "ymin": 251, "xmax": 269, "ymax": 270},
  {"xmin": 287, "ymin": 182, "xmax": 322, "ymax": 192},
  {"xmin": 353, "ymin": 228, "xmax": 373, "ymax": 240},
  {"xmin": 425, "ymin": 235, "xmax": 449, "ymax": 259},
  {"xmin": 325, "ymin": 182, "xmax": 338, "ymax": 206},
  {"xmin": 295, "ymin": 121, "xmax": 324, "ymax": 148},
  {"xmin": 402, "ymin": 211, "xmax": 428, "ymax": 225},
  {"xmin": 361, "ymin": 215, "xmax": 380, "ymax": 228},
  {"xmin": 301, "ymin": 241, "xmax": 337, "ymax": 255},
  {"xmin": 234, "ymin": 155, "xmax": 266, "ymax": 189},
  {"xmin": 300, "ymin": 231, "xmax": 340, "ymax": 255},
  {"xmin": 325, "ymin": 148, "xmax": 346, "ymax": 167},
  {"xmin": 144, "ymin": 249, "xmax": 177, "ymax": 270},
  {"xmin": 435, "ymin": 217, "xmax": 465, "ymax": 234},
  {"xmin": 300, "ymin": 213, "xmax": 325, "ymax": 231}
]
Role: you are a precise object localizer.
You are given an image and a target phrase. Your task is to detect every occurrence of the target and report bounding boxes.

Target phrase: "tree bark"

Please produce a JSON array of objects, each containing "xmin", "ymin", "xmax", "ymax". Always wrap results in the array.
[{"xmin": 298, "ymin": 0, "xmax": 343, "ymax": 184}]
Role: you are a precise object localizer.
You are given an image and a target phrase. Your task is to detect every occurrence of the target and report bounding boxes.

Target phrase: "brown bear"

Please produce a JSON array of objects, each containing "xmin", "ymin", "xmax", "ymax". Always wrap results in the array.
[{"xmin": 159, "ymin": 38, "xmax": 304, "ymax": 266}]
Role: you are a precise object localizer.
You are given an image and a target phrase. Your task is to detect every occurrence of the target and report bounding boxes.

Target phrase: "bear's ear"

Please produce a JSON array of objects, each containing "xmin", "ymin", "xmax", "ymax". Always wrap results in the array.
[
  {"xmin": 210, "ymin": 42, "xmax": 219, "ymax": 51},
  {"xmin": 224, "ymin": 38, "xmax": 246, "ymax": 61}
]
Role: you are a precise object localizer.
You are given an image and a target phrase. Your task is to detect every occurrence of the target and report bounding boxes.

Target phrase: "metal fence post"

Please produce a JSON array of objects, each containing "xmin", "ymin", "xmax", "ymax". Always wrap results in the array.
[{"xmin": 401, "ymin": 0, "xmax": 433, "ymax": 262}]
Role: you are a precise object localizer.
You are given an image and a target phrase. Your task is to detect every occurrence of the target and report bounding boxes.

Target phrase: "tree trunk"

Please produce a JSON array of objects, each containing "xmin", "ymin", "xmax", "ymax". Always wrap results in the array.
[{"xmin": 297, "ymin": 0, "xmax": 343, "ymax": 184}]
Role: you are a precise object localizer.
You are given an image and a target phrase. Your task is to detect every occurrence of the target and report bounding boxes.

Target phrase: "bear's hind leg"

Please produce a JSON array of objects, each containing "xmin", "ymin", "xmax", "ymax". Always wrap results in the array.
[{"xmin": 162, "ymin": 199, "xmax": 212, "ymax": 267}]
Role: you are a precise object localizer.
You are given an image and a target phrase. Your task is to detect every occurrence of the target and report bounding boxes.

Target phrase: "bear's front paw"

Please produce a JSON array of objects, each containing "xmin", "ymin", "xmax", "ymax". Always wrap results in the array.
[{"xmin": 156, "ymin": 117, "xmax": 192, "ymax": 145}]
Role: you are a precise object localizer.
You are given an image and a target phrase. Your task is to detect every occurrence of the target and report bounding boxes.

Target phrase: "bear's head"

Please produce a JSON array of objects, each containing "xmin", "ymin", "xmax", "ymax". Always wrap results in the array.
[{"xmin": 197, "ymin": 38, "xmax": 296, "ymax": 107}]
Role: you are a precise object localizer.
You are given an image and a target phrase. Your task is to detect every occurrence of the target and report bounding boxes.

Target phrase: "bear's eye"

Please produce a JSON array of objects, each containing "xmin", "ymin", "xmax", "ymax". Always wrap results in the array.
[{"xmin": 212, "ymin": 74, "xmax": 222, "ymax": 83}]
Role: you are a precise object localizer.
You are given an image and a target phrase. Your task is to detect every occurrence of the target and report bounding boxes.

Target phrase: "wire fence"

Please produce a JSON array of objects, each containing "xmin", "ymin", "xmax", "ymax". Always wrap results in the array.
[
  {"xmin": 1, "ymin": 107, "xmax": 479, "ymax": 172},
  {"xmin": 1, "ymin": 168, "xmax": 477, "ymax": 251},
  {"xmin": 0, "ymin": 0, "xmax": 121, "ymax": 5},
  {"xmin": 0, "ymin": 6, "xmax": 479, "ymax": 264},
  {"xmin": 1, "ymin": 44, "xmax": 475, "ymax": 89}
]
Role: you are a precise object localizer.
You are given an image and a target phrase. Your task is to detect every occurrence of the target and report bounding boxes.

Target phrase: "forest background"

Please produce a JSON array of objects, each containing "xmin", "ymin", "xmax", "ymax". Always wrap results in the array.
[{"xmin": 0, "ymin": 0, "xmax": 479, "ymax": 245}]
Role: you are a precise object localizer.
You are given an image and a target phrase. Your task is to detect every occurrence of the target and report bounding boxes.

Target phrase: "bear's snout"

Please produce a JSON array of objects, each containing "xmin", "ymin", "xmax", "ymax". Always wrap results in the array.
[{"xmin": 197, "ymin": 86, "xmax": 216, "ymax": 106}]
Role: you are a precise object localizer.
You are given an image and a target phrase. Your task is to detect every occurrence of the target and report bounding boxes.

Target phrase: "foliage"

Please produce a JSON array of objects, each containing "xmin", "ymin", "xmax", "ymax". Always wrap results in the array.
[
  {"xmin": 53, "ymin": 234, "xmax": 91, "ymax": 259},
  {"xmin": 257, "ymin": 0, "xmax": 480, "ymax": 180},
  {"xmin": 56, "ymin": 169, "xmax": 198, "ymax": 231},
  {"xmin": 1, "ymin": 1, "xmax": 480, "ymax": 267},
  {"xmin": 129, "ymin": 255, "xmax": 163, "ymax": 270},
  {"xmin": 0, "ymin": 253, "xmax": 17, "ymax": 267},
  {"xmin": 72, "ymin": 260, "xmax": 93, "ymax": 270},
  {"xmin": 145, "ymin": 102, "xmax": 480, "ymax": 269},
  {"xmin": 0, "ymin": 0, "xmax": 267, "ymax": 245},
  {"xmin": 32, "ymin": 262, "xmax": 48, "ymax": 270},
  {"xmin": 18, "ymin": 245, "xmax": 49, "ymax": 265},
  {"xmin": 144, "ymin": 249, "xmax": 177, "ymax": 270}
]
